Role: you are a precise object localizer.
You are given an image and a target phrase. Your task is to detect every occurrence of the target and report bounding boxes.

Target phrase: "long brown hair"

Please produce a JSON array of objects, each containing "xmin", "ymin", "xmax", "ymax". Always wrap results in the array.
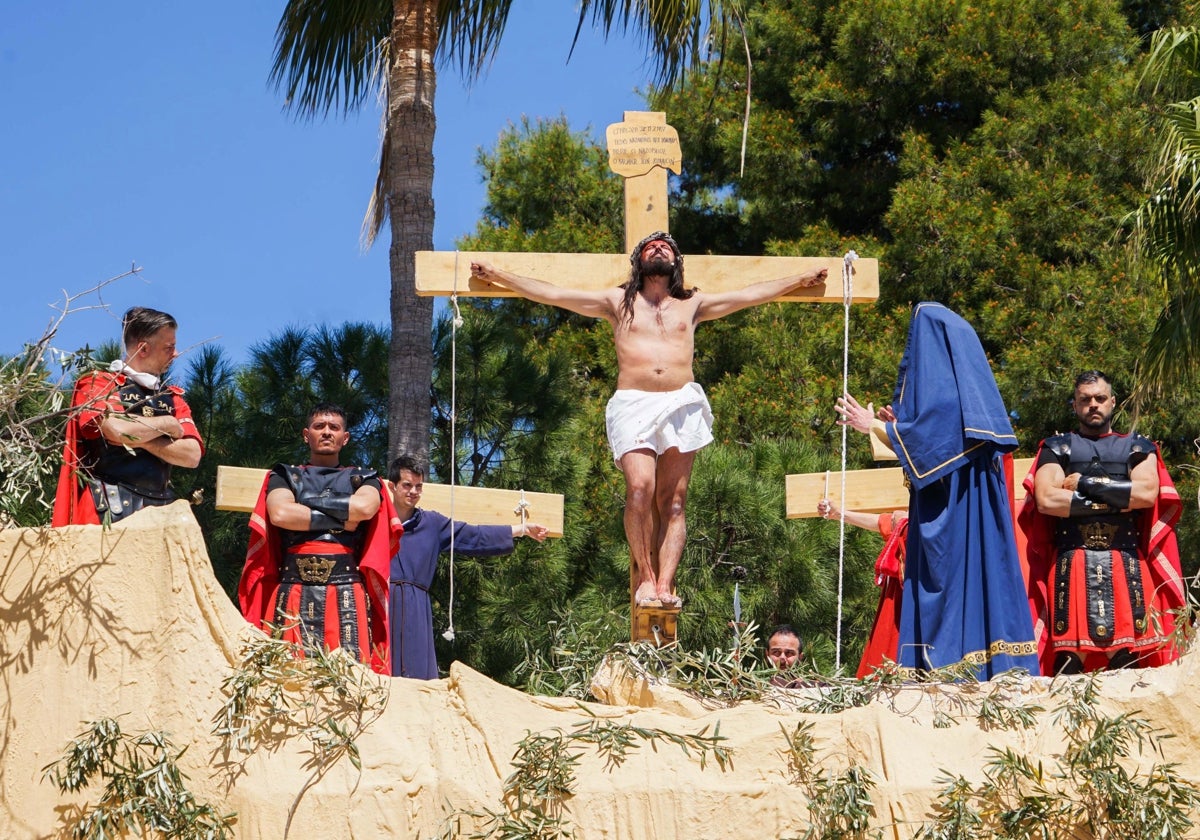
[{"xmin": 619, "ymin": 231, "xmax": 694, "ymax": 324}]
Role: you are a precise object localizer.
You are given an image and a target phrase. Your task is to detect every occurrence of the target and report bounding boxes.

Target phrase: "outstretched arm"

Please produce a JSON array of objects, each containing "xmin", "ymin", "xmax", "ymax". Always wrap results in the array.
[
  {"xmin": 695, "ymin": 268, "xmax": 827, "ymax": 322},
  {"xmin": 817, "ymin": 499, "xmax": 883, "ymax": 532},
  {"xmin": 513, "ymin": 522, "xmax": 550, "ymax": 542},
  {"xmin": 470, "ymin": 261, "xmax": 616, "ymax": 321}
]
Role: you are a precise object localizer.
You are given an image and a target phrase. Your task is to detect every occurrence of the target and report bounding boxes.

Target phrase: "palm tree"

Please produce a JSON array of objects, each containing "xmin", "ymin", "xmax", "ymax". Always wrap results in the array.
[
  {"xmin": 269, "ymin": 0, "xmax": 744, "ymax": 462},
  {"xmin": 1129, "ymin": 26, "xmax": 1200, "ymax": 403}
]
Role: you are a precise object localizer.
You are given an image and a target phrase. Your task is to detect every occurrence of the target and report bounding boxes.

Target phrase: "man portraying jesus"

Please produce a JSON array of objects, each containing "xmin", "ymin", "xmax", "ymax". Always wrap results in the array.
[{"xmin": 470, "ymin": 232, "xmax": 826, "ymax": 608}]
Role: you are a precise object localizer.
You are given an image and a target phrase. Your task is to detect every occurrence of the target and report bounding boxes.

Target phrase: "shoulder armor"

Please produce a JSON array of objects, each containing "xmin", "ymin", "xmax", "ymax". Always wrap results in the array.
[
  {"xmin": 1043, "ymin": 433, "xmax": 1072, "ymax": 459},
  {"xmin": 347, "ymin": 466, "xmax": 381, "ymax": 492},
  {"xmin": 1128, "ymin": 433, "xmax": 1155, "ymax": 455},
  {"xmin": 166, "ymin": 384, "xmax": 186, "ymax": 395},
  {"xmin": 1127, "ymin": 433, "xmax": 1156, "ymax": 468},
  {"xmin": 270, "ymin": 463, "xmax": 303, "ymax": 494}
]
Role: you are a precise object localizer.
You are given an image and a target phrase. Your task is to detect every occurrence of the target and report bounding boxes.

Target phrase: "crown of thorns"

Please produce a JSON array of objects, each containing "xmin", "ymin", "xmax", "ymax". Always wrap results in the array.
[{"xmin": 630, "ymin": 231, "xmax": 683, "ymax": 266}]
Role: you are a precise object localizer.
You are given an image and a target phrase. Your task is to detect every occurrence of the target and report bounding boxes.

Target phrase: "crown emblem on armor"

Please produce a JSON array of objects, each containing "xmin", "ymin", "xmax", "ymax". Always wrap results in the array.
[
  {"xmin": 1080, "ymin": 521, "xmax": 1120, "ymax": 550},
  {"xmin": 142, "ymin": 405, "xmax": 155, "ymax": 417},
  {"xmin": 297, "ymin": 555, "xmax": 336, "ymax": 584}
]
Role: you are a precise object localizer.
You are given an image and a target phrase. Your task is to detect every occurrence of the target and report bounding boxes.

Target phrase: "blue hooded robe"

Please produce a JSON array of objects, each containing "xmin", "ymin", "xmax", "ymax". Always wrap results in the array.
[{"xmin": 885, "ymin": 303, "xmax": 1038, "ymax": 679}]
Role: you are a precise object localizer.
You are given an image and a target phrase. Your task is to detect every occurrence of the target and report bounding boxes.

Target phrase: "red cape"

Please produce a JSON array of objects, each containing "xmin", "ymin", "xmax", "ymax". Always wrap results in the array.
[
  {"xmin": 1018, "ymin": 441, "xmax": 1185, "ymax": 675},
  {"xmin": 53, "ymin": 411, "xmax": 100, "ymax": 527},
  {"xmin": 238, "ymin": 471, "xmax": 403, "ymax": 675},
  {"xmin": 52, "ymin": 372, "xmax": 201, "ymax": 527},
  {"xmin": 856, "ymin": 515, "xmax": 906, "ymax": 678}
]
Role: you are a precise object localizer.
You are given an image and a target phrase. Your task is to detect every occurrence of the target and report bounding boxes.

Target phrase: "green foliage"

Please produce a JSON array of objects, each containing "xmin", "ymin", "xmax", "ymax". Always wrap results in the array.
[
  {"xmin": 42, "ymin": 718, "xmax": 236, "ymax": 840},
  {"xmin": 781, "ymin": 721, "xmax": 882, "ymax": 840},
  {"xmin": 430, "ymin": 303, "xmax": 579, "ymax": 487},
  {"xmin": 913, "ymin": 674, "xmax": 1200, "ymax": 838},
  {"xmin": 1, "ymin": 271, "xmax": 134, "ymax": 527},
  {"xmin": 1127, "ymin": 21, "xmax": 1200, "ymax": 406},
  {"xmin": 513, "ymin": 608, "xmax": 628, "ymax": 699},
  {"xmin": 212, "ymin": 631, "xmax": 388, "ymax": 778},
  {"xmin": 447, "ymin": 712, "xmax": 732, "ymax": 839},
  {"xmin": 656, "ymin": 0, "xmax": 1138, "ymax": 243},
  {"xmin": 0, "ymin": 346, "xmax": 70, "ymax": 527},
  {"xmin": 599, "ymin": 623, "xmax": 782, "ymax": 704},
  {"xmin": 466, "ymin": 115, "xmax": 625, "ymax": 256},
  {"xmin": 800, "ymin": 765, "xmax": 882, "ymax": 840}
]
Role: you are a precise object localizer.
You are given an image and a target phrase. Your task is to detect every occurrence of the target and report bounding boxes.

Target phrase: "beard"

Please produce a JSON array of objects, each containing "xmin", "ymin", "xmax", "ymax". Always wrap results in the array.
[
  {"xmin": 1078, "ymin": 410, "xmax": 1112, "ymax": 433},
  {"xmin": 639, "ymin": 255, "xmax": 674, "ymax": 277}
]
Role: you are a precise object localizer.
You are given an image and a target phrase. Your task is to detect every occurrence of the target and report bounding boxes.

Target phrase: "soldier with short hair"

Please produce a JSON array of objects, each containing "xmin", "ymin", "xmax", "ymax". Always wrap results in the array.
[
  {"xmin": 239, "ymin": 404, "xmax": 401, "ymax": 674},
  {"xmin": 53, "ymin": 306, "xmax": 203, "ymax": 526},
  {"xmin": 1023, "ymin": 371, "xmax": 1185, "ymax": 674}
]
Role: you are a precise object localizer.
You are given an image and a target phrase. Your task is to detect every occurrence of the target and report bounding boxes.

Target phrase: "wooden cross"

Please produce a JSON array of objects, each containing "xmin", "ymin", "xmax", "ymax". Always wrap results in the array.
[
  {"xmin": 416, "ymin": 111, "xmax": 880, "ymax": 644},
  {"xmin": 785, "ymin": 458, "xmax": 1035, "ymax": 519},
  {"xmin": 215, "ymin": 465, "xmax": 564, "ymax": 535}
]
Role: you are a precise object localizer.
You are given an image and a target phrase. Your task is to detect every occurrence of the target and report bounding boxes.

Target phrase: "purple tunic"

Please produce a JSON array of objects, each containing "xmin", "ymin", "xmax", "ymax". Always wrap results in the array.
[{"xmin": 389, "ymin": 508, "xmax": 514, "ymax": 679}]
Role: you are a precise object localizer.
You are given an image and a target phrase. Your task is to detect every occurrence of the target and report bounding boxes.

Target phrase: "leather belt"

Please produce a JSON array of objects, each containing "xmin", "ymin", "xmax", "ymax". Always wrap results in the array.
[
  {"xmin": 280, "ymin": 552, "xmax": 361, "ymax": 585},
  {"xmin": 1055, "ymin": 517, "xmax": 1138, "ymax": 552}
]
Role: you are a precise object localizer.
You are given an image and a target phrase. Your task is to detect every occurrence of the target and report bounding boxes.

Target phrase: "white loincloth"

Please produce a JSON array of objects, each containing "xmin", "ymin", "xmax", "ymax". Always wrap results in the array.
[{"xmin": 605, "ymin": 382, "xmax": 714, "ymax": 462}]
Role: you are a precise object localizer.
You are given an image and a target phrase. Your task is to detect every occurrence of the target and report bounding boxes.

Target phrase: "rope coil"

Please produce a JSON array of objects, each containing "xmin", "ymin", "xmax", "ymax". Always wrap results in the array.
[{"xmin": 514, "ymin": 490, "xmax": 530, "ymax": 535}]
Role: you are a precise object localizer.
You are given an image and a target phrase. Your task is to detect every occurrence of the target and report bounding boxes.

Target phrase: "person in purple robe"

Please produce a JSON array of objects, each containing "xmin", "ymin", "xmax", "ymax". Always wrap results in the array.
[{"xmin": 387, "ymin": 453, "xmax": 550, "ymax": 679}]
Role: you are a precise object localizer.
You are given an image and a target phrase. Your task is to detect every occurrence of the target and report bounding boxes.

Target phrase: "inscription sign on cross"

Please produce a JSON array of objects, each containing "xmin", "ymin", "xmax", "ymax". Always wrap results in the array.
[{"xmin": 416, "ymin": 111, "xmax": 879, "ymax": 644}]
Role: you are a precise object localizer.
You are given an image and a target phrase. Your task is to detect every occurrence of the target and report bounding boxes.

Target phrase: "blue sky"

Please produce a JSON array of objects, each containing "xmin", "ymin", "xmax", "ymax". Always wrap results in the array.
[{"xmin": 3, "ymin": 2, "xmax": 655, "ymax": 371}]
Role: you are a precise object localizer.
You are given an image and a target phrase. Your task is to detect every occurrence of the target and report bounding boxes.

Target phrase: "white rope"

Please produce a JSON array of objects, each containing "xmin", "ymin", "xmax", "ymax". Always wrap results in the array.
[
  {"xmin": 514, "ymin": 490, "xmax": 530, "ymax": 535},
  {"xmin": 443, "ymin": 252, "xmax": 465, "ymax": 642},
  {"xmin": 834, "ymin": 250, "xmax": 858, "ymax": 670}
]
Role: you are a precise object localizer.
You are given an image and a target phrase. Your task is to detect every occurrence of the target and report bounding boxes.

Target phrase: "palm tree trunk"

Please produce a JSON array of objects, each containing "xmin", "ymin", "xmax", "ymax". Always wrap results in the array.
[{"xmin": 386, "ymin": 0, "xmax": 438, "ymax": 462}]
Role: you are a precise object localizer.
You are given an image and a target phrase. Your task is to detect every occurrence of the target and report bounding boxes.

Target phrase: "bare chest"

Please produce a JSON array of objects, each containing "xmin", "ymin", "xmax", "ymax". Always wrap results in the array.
[{"xmin": 617, "ymin": 296, "xmax": 698, "ymax": 340}]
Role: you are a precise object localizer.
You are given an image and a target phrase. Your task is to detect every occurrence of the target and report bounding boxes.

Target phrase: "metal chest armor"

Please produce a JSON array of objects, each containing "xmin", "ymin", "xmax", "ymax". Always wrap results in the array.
[{"xmin": 1044, "ymin": 432, "xmax": 1153, "ymax": 643}]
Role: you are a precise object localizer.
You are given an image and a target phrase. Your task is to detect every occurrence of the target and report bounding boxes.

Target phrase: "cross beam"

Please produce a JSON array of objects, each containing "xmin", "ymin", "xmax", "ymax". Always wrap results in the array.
[
  {"xmin": 415, "ymin": 251, "xmax": 878, "ymax": 302},
  {"xmin": 215, "ymin": 465, "xmax": 564, "ymax": 536},
  {"xmin": 785, "ymin": 458, "xmax": 1035, "ymax": 518}
]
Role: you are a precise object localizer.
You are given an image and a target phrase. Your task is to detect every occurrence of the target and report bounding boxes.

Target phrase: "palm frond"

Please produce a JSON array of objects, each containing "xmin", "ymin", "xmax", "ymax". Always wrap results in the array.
[
  {"xmin": 1131, "ymin": 26, "xmax": 1200, "ymax": 398},
  {"xmin": 575, "ymin": 0, "xmax": 746, "ymax": 88},
  {"xmin": 270, "ymin": 0, "xmax": 390, "ymax": 119},
  {"xmin": 1135, "ymin": 288, "xmax": 1200, "ymax": 401},
  {"xmin": 435, "ymin": 0, "xmax": 517, "ymax": 81},
  {"xmin": 1141, "ymin": 26, "xmax": 1200, "ymax": 99}
]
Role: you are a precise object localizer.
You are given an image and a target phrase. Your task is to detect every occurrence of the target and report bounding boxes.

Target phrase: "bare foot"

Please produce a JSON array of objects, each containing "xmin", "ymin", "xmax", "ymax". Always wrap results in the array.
[
  {"xmin": 635, "ymin": 581, "xmax": 660, "ymax": 606},
  {"xmin": 657, "ymin": 590, "xmax": 683, "ymax": 608}
]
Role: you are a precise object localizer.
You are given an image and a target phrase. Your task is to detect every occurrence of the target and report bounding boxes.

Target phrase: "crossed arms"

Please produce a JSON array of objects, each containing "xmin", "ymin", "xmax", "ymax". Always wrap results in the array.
[{"xmin": 99, "ymin": 414, "xmax": 202, "ymax": 468}]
